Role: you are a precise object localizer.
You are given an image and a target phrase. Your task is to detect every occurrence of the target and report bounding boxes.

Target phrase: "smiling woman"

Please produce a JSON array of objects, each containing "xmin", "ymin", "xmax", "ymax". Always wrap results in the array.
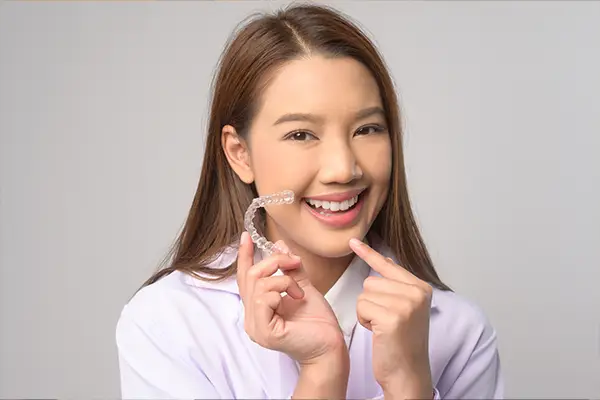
[
  {"xmin": 223, "ymin": 55, "xmax": 393, "ymax": 264},
  {"xmin": 115, "ymin": 3, "xmax": 504, "ymax": 400}
]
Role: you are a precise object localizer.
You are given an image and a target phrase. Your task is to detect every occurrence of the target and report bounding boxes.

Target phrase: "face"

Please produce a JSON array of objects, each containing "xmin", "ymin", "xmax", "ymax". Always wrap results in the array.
[{"xmin": 224, "ymin": 55, "xmax": 392, "ymax": 258}]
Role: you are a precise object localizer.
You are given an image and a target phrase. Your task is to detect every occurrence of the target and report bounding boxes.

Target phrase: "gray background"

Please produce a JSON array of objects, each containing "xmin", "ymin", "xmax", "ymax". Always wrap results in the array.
[{"xmin": 1, "ymin": 1, "xmax": 599, "ymax": 398}]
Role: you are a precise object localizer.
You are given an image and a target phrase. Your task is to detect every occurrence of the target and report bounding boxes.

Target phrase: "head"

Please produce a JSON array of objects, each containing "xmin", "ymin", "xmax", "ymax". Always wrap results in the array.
[
  {"xmin": 224, "ymin": 52, "xmax": 391, "ymax": 261},
  {"xmin": 144, "ymin": 3, "xmax": 450, "ymax": 291}
]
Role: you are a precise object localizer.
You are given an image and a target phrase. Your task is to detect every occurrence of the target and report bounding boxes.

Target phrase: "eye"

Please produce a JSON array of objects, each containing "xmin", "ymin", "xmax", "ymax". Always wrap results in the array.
[
  {"xmin": 284, "ymin": 130, "xmax": 318, "ymax": 141},
  {"xmin": 355, "ymin": 124, "xmax": 387, "ymax": 136}
]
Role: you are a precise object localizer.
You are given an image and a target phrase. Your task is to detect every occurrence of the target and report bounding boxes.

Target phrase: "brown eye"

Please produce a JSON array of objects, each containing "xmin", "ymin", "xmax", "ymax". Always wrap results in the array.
[
  {"xmin": 285, "ymin": 131, "xmax": 317, "ymax": 141},
  {"xmin": 355, "ymin": 124, "xmax": 386, "ymax": 136}
]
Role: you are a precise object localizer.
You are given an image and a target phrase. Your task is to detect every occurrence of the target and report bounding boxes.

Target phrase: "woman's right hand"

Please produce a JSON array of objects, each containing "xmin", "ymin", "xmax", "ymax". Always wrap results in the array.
[{"xmin": 236, "ymin": 231, "xmax": 347, "ymax": 366}]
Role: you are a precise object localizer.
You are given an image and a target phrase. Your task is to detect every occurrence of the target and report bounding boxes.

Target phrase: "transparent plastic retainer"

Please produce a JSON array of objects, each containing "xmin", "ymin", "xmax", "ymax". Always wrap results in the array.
[{"xmin": 244, "ymin": 190, "xmax": 295, "ymax": 256}]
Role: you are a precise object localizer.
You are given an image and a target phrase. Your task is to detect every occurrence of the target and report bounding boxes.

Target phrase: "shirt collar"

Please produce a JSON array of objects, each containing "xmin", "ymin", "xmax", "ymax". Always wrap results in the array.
[{"xmin": 323, "ymin": 253, "xmax": 370, "ymax": 345}]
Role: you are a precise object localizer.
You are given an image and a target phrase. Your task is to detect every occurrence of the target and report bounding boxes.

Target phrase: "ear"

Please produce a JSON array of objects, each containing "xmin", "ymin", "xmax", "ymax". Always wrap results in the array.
[{"xmin": 221, "ymin": 125, "xmax": 254, "ymax": 184}]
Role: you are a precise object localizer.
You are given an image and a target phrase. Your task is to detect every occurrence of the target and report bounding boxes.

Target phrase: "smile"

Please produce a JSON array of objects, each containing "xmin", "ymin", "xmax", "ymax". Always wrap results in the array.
[
  {"xmin": 304, "ymin": 195, "xmax": 359, "ymax": 213},
  {"xmin": 302, "ymin": 189, "xmax": 366, "ymax": 228}
]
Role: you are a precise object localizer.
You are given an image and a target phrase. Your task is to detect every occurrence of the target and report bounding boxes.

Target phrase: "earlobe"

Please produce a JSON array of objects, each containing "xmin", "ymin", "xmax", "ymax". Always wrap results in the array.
[{"xmin": 221, "ymin": 125, "xmax": 255, "ymax": 184}]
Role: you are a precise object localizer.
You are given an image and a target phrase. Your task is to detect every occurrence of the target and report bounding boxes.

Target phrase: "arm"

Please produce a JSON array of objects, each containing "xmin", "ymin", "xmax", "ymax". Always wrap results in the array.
[
  {"xmin": 373, "ymin": 311, "xmax": 503, "ymax": 400},
  {"xmin": 439, "ymin": 326, "xmax": 503, "ymax": 399},
  {"xmin": 372, "ymin": 338, "xmax": 502, "ymax": 400},
  {"xmin": 115, "ymin": 307, "xmax": 221, "ymax": 399},
  {"xmin": 432, "ymin": 307, "xmax": 504, "ymax": 400},
  {"xmin": 292, "ymin": 349, "xmax": 350, "ymax": 400}
]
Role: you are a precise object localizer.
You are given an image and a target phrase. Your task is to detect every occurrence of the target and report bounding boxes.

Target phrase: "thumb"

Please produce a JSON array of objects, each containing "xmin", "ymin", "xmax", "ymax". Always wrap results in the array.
[
  {"xmin": 274, "ymin": 239, "xmax": 291, "ymax": 255},
  {"xmin": 239, "ymin": 231, "xmax": 255, "ymax": 265},
  {"xmin": 236, "ymin": 231, "xmax": 254, "ymax": 290}
]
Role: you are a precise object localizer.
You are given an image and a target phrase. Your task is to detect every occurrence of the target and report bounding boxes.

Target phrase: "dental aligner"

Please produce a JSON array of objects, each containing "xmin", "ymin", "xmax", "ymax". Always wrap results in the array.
[{"xmin": 244, "ymin": 190, "xmax": 295, "ymax": 256}]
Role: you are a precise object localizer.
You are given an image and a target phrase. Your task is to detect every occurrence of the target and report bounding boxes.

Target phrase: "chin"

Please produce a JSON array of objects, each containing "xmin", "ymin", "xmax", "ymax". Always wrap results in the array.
[
  {"xmin": 295, "ymin": 229, "xmax": 367, "ymax": 259},
  {"xmin": 309, "ymin": 242, "xmax": 355, "ymax": 259}
]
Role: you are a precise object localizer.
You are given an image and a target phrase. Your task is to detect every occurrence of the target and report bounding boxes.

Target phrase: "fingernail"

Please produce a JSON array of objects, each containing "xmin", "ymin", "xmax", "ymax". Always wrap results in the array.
[
  {"xmin": 349, "ymin": 238, "xmax": 364, "ymax": 247},
  {"xmin": 277, "ymin": 240, "xmax": 299, "ymax": 260},
  {"xmin": 240, "ymin": 231, "xmax": 249, "ymax": 245}
]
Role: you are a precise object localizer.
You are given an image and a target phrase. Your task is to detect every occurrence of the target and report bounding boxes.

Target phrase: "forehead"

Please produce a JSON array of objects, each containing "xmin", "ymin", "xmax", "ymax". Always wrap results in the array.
[{"xmin": 256, "ymin": 56, "xmax": 383, "ymax": 122}]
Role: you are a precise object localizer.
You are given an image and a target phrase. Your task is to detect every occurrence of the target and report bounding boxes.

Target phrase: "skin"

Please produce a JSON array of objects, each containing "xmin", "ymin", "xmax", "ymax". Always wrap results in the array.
[
  {"xmin": 350, "ymin": 238, "xmax": 434, "ymax": 400},
  {"xmin": 223, "ymin": 55, "xmax": 433, "ymax": 399},
  {"xmin": 224, "ymin": 55, "xmax": 391, "ymax": 294}
]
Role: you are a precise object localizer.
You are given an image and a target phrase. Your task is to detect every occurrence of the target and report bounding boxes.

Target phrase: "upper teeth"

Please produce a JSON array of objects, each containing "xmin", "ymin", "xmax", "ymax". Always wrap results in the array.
[{"xmin": 306, "ymin": 195, "xmax": 359, "ymax": 211}]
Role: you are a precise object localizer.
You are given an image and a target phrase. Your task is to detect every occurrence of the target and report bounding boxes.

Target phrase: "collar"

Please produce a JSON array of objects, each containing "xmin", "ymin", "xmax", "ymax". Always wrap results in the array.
[
  {"xmin": 323, "ymin": 253, "xmax": 370, "ymax": 345},
  {"xmin": 185, "ymin": 236, "xmax": 437, "ymax": 310}
]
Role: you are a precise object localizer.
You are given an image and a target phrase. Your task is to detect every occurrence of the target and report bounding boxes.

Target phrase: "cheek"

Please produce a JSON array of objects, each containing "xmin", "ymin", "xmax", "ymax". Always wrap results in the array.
[
  {"xmin": 250, "ymin": 147, "xmax": 313, "ymax": 196},
  {"xmin": 359, "ymin": 138, "xmax": 393, "ymax": 184}
]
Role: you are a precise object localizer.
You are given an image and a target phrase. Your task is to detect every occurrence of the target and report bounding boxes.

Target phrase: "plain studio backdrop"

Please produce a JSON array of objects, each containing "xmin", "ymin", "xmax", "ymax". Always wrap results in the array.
[{"xmin": 1, "ymin": 1, "xmax": 599, "ymax": 398}]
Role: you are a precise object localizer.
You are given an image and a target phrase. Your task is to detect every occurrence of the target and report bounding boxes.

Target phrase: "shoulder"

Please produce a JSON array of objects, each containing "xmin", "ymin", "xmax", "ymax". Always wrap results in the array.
[
  {"xmin": 116, "ymin": 268, "xmax": 242, "ymax": 349},
  {"xmin": 432, "ymin": 287, "xmax": 495, "ymax": 331},
  {"xmin": 429, "ymin": 287, "xmax": 503, "ymax": 397},
  {"xmin": 114, "ymin": 268, "xmax": 244, "ymax": 399},
  {"xmin": 431, "ymin": 287, "xmax": 498, "ymax": 349}
]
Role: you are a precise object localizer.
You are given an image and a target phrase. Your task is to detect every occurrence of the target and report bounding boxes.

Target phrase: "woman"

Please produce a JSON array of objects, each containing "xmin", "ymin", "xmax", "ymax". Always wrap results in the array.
[{"xmin": 116, "ymin": 4, "xmax": 504, "ymax": 399}]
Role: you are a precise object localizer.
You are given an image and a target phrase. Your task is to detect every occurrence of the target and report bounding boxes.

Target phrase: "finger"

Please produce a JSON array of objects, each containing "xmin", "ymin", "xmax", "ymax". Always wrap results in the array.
[
  {"xmin": 360, "ymin": 291, "xmax": 405, "ymax": 311},
  {"xmin": 236, "ymin": 231, "xmax": 254, "ymax": 295},
  {"xmin": 255, "ymin": 275, "xmax": 305, "ymax": 300},
  {"xmin": 363, "ymin": 276, "xmax": 433, "ymax": 305},
  {"xmin": 363, "ymin": 275, "xmax": 405, "ymax": 294},
  {"xmin": 282, "ymin": 260, "xmax": 312, "ymax": 289},
  {"xmin": 254, "ymin": 292, "xmax": 283, "ymax": 334},
  {"xmin": 247, "ymin": 253, "xmax": 302, "ymax": 282},
  {"xmin": 275, "ymin": 240, "xmax": 287, "ymax": 252},
  {"xmin": 245, "ymin": 254, "xmax": 302, "ymax": 303},
  {"xmin": 356, "ymin": 296, "xmax": 389, "ymax": 332},
  {"xmin": 349, "ymin": 238, "xmax": 421, "ymax": 284},
  {"xmin": 273, "ymin": 239, "xmax": 295, "ymax": 258},
  {"xmin": 273, "ymin": 240, "xmax": 313, "ymax": 289},
  {"xmin": 363, "ymin": 275, "xmax": 418, "ymax": 295}
]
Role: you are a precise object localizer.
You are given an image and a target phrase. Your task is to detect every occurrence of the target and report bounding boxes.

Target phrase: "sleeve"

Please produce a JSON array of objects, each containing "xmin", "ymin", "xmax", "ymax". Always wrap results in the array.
[
  {"xmin": 438, "ymin": 314, "xmax": 504, "ymax": 399},
  {"xmin": 115, "ymin": 306, "xmax": 221, "ymax": 400},
  {"xmin": 366, "ymin": 336, "xmax": 502, "ymax": 400}
]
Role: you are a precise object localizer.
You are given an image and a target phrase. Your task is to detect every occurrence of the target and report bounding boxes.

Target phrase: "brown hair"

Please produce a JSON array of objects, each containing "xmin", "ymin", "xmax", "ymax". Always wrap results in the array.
[{"xmin": 142, "ymin": 3, "xmax": 451, "ymax": 292}]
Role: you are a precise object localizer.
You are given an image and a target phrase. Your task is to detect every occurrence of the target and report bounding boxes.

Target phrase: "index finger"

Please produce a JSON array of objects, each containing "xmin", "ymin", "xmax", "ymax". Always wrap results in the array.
[{"xmin": 348, "ymin": 238, "xmax": 420, "ymax": 284}]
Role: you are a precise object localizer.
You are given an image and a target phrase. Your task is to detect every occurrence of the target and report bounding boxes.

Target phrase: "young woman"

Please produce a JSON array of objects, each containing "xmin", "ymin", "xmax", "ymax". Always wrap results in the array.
[{"xmin": 116, "ymin": 4, "xmax": 503, "ymax": 399}]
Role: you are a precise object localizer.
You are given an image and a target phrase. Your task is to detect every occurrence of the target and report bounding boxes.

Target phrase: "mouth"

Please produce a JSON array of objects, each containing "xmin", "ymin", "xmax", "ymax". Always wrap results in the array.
[
  {"xmin": 304, "ymin": 194, "xmax": 361, "ymax": 214},
  {"xmin": 302, "ymin": 189, "xmax": 367, "ymax": 228}
]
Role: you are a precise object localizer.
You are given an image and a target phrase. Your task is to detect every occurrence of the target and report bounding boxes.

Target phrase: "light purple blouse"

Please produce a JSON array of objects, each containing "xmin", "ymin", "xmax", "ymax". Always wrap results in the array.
[{"xmin": 116, "ymin": 239, "xmax": 504, "ymax": 399}]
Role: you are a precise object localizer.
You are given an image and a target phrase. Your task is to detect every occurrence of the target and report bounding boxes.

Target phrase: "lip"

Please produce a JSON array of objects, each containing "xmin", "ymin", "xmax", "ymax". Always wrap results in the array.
[
  {"xmin": 303, "ymin": 190, "xmax": 366, "ymax": 229},
  {"xmin": 303, "ymin": 188, "xmax": 366, "ymax": 202}
]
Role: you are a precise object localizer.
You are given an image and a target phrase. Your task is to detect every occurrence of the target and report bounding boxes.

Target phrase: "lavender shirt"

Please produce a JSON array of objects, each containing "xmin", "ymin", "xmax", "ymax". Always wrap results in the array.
[{"xmin": 116, "ymin": 239, "xmax": 504, "ymax": 399}]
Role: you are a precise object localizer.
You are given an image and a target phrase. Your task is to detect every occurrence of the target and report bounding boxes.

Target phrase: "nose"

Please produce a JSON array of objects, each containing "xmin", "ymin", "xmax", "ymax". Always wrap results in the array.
[{"xmin": 318, "ymin": 137, "xmax": 363, "ymax": 185}]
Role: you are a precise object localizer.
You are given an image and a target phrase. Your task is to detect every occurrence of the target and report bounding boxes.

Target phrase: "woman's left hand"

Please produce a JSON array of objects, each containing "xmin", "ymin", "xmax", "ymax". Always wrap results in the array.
[{"xmin": 349, "ymin": 238, "xmax": 434, "ymax": 400}]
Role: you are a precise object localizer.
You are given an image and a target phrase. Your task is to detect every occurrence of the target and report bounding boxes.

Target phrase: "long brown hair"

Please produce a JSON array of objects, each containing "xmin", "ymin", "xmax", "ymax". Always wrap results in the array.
[{"xmin": 142, "ymin": 3, "xmax": 451, "ymax": 292}]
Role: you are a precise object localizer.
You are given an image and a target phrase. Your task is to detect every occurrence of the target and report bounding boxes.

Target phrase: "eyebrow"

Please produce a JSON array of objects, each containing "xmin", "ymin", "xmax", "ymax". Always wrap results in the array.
[{"xmin": 273, "ymin": 106, "xmax": 385, "ymax": 126}]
